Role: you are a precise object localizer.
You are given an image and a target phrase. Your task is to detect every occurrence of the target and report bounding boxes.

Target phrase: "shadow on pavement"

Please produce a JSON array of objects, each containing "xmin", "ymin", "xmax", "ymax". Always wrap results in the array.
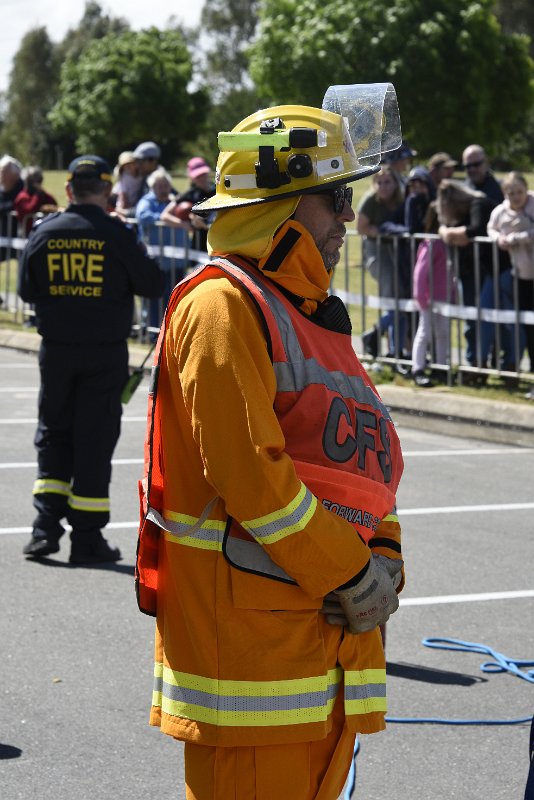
[
  {"xmin": 387, "ymin": 661, "xmax": 486, "ymax": 686},
  {"xmin": 0, "ymin": 744, "xmax": 22, "ymax": 760},
  {"xmin": 23, "ymin": 556, "xmax": 134, "ymax": 575}
]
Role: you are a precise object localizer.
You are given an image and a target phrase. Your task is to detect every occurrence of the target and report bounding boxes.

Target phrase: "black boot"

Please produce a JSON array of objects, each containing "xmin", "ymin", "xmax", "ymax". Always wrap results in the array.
[
  {"xmin": 69, "ymin": 529, "xmax": 122, "ymax": 564},
  {"xmin": 23, "ymin": 519, "xmax": 64, "ymax": 558}
]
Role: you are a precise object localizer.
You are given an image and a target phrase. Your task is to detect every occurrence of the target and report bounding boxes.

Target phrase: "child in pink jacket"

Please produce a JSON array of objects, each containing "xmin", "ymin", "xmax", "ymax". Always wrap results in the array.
[{"xmin": 411, "ymin": 203, "xmax": 454, "ymax": 385}]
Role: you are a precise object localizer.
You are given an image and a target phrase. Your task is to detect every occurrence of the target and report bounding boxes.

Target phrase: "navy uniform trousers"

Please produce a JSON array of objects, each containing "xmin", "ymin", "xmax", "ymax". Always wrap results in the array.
[{"xmin": 32, "ymin": 339, "xmax": 129, "ymax": 537}]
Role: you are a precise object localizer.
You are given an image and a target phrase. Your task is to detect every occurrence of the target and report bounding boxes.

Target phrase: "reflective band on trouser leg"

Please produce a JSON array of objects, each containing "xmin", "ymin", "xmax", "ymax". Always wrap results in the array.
[
  {"xmin": 152, "ymin": 663, "xmax": 342, "ymax": 728},
  {"xmin": 344, "ymin": 669, "xmax": 387, "ymax": 715},
  {"xmin": 241, "ymin": 481, "xmax": 317, "ymax": 545},
  {"xmin": 33, "ymin": 478, "xmax": 71, "ymax": 497},
  {"xmin": 68, "ymin": 494, "xmax": 110, "ymax": 513}
]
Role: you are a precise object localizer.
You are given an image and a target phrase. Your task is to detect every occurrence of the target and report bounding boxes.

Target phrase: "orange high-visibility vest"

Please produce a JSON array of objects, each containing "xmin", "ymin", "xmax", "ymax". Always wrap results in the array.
[{"xmin": 136, "ymin": 256, "xmax": 404, "ymax": 746}]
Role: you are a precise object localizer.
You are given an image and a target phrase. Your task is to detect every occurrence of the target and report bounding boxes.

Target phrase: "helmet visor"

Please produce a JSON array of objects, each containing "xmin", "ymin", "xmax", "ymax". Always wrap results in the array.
[{"xmin": 322, "ymin": 83, "xmax": 401, "ymax": 169}]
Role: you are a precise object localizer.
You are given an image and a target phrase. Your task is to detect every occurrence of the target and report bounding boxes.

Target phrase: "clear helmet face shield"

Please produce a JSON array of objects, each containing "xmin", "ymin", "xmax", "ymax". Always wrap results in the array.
[
  {"xmin": 322, "ymin": 83, "xmax": 401, "ymax": 170},
  {"xmin": 194, "ymin": 83, "xmax": 402, "ymax": 214}
]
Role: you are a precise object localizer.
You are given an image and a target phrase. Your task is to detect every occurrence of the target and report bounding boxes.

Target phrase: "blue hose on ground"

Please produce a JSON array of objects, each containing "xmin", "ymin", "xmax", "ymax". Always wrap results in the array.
[{"xmin": 343, "ymin": 637, "xmax": 534, "ymax": 799}]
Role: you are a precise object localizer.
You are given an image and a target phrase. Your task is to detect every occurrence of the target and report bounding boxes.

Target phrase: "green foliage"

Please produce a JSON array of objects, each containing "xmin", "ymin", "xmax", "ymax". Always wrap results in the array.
[
  {"xmin": 493, "ymin": 0, "xmax": 534, "ymax": 56},
  {"xmin": 48, "ymin": 27, "xmax": 208, "ymax": 161},
  {"xmin": 249, "ymin": 0, "xmax": 534, "ymax": 158},
  {"xmin": 57, "ymin": 0, "xmax": 129, "ymax": 63},
  {"xmin": 200, "ymin": 0, "xmax": 260, "ymax": 100},
  {"xmin": 0, "ymin": 27, "xmax": 60, "ymax": 164}
]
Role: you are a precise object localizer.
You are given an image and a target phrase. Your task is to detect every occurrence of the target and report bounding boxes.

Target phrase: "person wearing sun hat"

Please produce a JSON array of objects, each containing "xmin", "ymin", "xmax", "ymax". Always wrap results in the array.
[
  {"xmin": 162, "ymin": 155, "xmax": 217, "ymax": 252},
  {"xmin": 111, "ymin": 151, "xmax": 143, "ymax": 215},
  {"xmin": 18, "ymin": 154, "xmax": 163, "ymax": 565}
]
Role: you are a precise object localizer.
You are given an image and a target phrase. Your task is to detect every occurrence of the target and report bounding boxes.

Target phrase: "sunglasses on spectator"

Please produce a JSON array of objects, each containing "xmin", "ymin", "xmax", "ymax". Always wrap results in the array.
[
  {"xmin": 314, "ymin": 185, "xmax": 353, "ymax": 214},
  {"xmin": 463, "ymin": 160, "xmax": 485, "ymax": 170}
]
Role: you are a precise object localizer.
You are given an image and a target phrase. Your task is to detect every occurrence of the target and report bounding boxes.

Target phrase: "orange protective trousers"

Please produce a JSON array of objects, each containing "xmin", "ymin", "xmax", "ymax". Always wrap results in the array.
[{"xmin": 184, "ymin": 688, "xmax": 356, "ymax": 800}]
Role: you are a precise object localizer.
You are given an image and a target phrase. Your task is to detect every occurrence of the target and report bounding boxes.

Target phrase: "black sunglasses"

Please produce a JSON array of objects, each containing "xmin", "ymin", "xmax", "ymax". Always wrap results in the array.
[
  {"xmin": 463, "ymin": 160, "xmax": 484, "ymax": 170},
  {"xmin": 315, "ymin": 184, "xmax": 353, "ymax": 214}
]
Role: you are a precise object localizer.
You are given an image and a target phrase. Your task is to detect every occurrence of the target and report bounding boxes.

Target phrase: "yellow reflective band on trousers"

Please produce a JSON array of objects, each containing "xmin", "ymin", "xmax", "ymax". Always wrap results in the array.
[
  {"xmin": 68, "ymin": 494, "xmax": 110, "ymax": 513},
  {"xmin": 33, "ymin": 478, "xmax": 70, "ymax": 496},
  {"xmin": 241, "ymin": 481, "xmax": 317, "ymax": 545},
  {"xmin": 161, "ymin": 509, "xmax": 225, "ymax": 551},
  {"xmin": 152, "ymin": 663, "xmax": 341, "ymax": 727},
  {"xmin": 344, "ymin": 669, "xmax": 387, "ymax": 714}
]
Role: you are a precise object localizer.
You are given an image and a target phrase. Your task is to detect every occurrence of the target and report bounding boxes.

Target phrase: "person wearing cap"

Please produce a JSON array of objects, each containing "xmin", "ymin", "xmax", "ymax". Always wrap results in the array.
[
  {"xmin": 18, "ymin": 154, "xmax": 164, "ymax": 563},
  {"xmin": 427, "ymin": 152, "xmax": 457, "ymax": 195},
  {"xmin": 161, "ymin": 156, "xmax": 216, "ymax": 253},
  {"xmin": 112, "ymin": 151, "xmax": 143, "ymax": 216},
  {"xmin": 135, "ymin": 86, "xmax": 405, "ymax": 797},
  {"xmin": 132, "ymin": 141, "xmax": 162, "ymax": 202},
  {"xmin": 383, "ymin": 139, "xmax": 417, "ymax": 185}
]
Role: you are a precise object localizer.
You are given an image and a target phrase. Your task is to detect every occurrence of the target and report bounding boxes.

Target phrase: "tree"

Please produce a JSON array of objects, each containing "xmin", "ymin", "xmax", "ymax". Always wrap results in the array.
[
  {"xmin": 190, "ymin": 1, "xmax": 262, "ymax": 164},
  {"xmin": 249, "ymin": 0, "xmax": 534, "ymax": 158},
  {"xmin": 493, "ymin": 0, "xmax": 534, "ymax": 56},
  {"xmin": 57, "ymin": 0, "xmax": 130, "ymax": 62},
  {"xmin": 0, "ymin": 27, "xmax": 60, "ymax": 164},
  {"xmin": 200, "ymin": 0, "xmax": 260, "ymax": 100},
  {"xmin": 48, "ymin": 27, "xmax": 208, "ymax": 162}
]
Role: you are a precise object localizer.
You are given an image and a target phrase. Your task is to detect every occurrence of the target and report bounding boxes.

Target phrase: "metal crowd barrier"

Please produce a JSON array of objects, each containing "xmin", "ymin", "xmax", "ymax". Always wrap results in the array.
[
  {"xmin": 2, "ymin": 213, "xmax": 534, "ymax": 385},
  {"xmin": 335, "ymin": 230, "xmax": 534, "ymax": 386},
  {"xmin": 0, "ymin": 214, "xmax": 209, "ymax": 341}
]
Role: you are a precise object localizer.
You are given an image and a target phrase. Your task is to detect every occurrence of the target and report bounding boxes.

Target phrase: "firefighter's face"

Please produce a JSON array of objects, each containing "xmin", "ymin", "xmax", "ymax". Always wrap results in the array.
[{"xmin": 294, "ymin": 192, "xmax": 355, "ymax": 270}]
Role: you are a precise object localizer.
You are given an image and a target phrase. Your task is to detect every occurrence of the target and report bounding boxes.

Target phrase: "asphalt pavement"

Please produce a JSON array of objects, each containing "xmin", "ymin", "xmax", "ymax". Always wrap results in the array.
[{"xmin": 1, "ymin": 337, "xmax": 533, "ymax": 800}]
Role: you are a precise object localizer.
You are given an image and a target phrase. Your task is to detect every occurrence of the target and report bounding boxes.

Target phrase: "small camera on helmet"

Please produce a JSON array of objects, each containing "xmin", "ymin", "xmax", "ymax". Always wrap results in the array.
[{"xmin": 287, "ymin": 154, "xmax": 313, "ymax": 179}]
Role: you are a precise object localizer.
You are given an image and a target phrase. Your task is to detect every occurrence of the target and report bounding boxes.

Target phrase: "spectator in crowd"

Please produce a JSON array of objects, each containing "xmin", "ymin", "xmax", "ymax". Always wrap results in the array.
[
  {"xmin": 112, "ymin": 151, "xmax": 143, "ymax": 216},
  {"xmin": 17, "ymin": 154, "xmax": 163, "ymax": 562},
  {"xmin": 14, "ymin": 166, "xmax": 58, "ymax": 236},
  {"xmin": 462, "ymin": 144, "xmax": 504, "ymax": 205},
  {"xmin": 487, "ymin": 171, "xmax": 534, "ymax": 374},
  {"xmin": 135, "ymin": 167, "xmax": 187, "ymax": 336},
  {"xmin": 427, "ymin": 152, "xmax": 457, "ymax": 197},
  {"xmin": 135, "ymin": 95, "xmax": 405, "ymax": 799},
  {"xmin": 358, "ymin": 165, "xmax": 410, "ymax": 360},
  {"xmin": 404, "ymin": 166, "xmax": 434, "ymax": 234},
  {"xmin": 132, "ymin": 141, "xmax": 162, "ymax": 203},
  {"xmin": 437, "ymin": 179, "xmax": 507, "ymax": 382},
  {"xmin": 383, "ymin": 140, "xmax": 417, "ymax": 187},
  {"xmin": 0, "ymin": 155, "xmax": 24, "ymax": 259},
  {"xmin": 161, "ymin": 156, "xmax": 216, "ymax": 254},
  {"xmin": 411, "ymin": 202, "xmax": 454, "ymax": 386}
]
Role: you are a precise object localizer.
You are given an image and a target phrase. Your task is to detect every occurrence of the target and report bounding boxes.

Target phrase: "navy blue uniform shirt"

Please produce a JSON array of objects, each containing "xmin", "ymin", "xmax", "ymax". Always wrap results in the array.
[{"xmin": 18, "ymin": 203, "xmax": 164, "ymax": 343}]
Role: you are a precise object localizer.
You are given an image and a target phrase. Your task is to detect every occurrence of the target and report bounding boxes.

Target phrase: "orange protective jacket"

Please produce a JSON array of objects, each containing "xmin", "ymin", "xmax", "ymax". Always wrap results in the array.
[{"xmin": 136, "ymin": 220, "xmax": 404, "ymax": 747}]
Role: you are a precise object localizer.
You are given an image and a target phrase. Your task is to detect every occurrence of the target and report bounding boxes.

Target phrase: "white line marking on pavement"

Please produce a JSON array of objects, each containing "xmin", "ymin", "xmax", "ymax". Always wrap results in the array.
[
  {"xmin": 403, "ymin": 448, "xmax": 534, "ymax": 456},
  {"xmin": 0, "ymin": 458, "xmax": 143, "ymax": 469},
  {"xmin": 0, "ymin": 386, "xmax": 38, "ymax": 392},
  {"xmin": 0, "ymin": 521, "xmax": 139, "ymax": 535},
  {"xmin": 2, "ymin": 519, "xmax": 532, "ymax": 609},
  {"xmin": 0, "ymin": 416, "xmax": 147, "ymax": 424},
  {"xmin": 401, "ymin": 502, "xmax": 534, "ymax": 515},
  {"xmin": 0, "ymin": 363, "xmax": 36, "ymax": 368},
  {"xmin": 400, "ymin": 590, "xmax": 534, "ymax": 606}
]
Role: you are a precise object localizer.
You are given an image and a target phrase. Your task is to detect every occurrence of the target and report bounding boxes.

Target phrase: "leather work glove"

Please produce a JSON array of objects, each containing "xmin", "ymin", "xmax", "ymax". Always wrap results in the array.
[{"xmin": 326, "ymin": 555, "xmax": 403, "ymax": 634}]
